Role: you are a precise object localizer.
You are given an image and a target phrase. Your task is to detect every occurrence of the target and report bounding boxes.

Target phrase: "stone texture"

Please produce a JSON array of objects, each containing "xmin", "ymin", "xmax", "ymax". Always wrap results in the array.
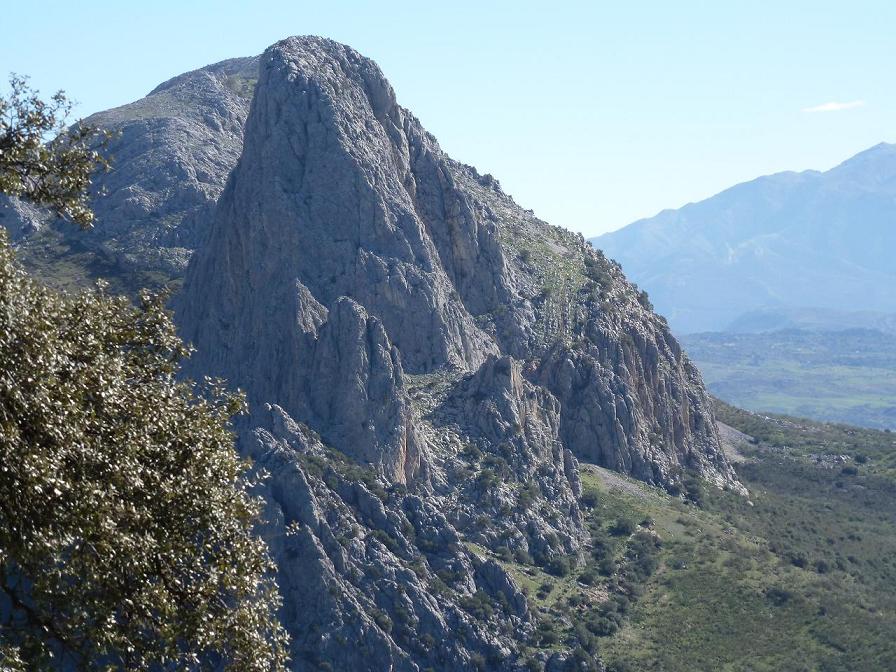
[
  {"xmin": 177, "ymin": 35, "xmax": 740, "ymax": 494},
  {"xmin": 2, "ymin": 56, "xmax": 259, "ymax": 288},
  {"xmin": 6, "ymin": 34, "xmax": 747, "ymax": 671},
  {"xmin": 245, "ymin": 405, "xmax": 533, "ymax": 671}
]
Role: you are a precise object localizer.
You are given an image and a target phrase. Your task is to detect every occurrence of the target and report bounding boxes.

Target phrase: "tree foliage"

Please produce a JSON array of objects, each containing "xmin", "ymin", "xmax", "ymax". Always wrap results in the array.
[
  {"xmin": 0, "ymin": 75, "xmax": 109, "ymax": 228},
  {"xmin": 0, "ymin": 79, "xmax": 288, "ymax": 670}
]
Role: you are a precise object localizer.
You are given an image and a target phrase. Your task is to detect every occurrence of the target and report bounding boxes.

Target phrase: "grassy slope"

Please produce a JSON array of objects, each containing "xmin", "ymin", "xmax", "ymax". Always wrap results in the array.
[
  {"xmin": 680, "ymin": 330, "xmax": 896, "ymax": 430},
  {"xmin": 596, "ymin": 402, "xmax": 896, "ymax": 672},
  {"xmin": 444, "ymin": 399, "xmax": 896, "ymax": 670}
]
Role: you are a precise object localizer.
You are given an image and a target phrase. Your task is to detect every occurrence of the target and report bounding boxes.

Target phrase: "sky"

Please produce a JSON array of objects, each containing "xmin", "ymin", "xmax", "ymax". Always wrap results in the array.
[{"xmin": 3, "ymin": 1, "xmax": 894, "ymax": 237}]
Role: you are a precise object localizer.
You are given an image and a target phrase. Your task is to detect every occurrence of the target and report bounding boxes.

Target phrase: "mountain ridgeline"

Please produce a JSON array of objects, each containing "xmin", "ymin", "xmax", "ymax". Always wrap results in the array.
[
  {"xmin": 1, "ymin": 56, "xmax": 259, "ymax": 293},
  {"xmin": 4, "ymin": 37, "xmax": 741, "ymax": 670},
  {"xmin": 591, "ymin": 143, "xmax": 896, "ymax": 334}
]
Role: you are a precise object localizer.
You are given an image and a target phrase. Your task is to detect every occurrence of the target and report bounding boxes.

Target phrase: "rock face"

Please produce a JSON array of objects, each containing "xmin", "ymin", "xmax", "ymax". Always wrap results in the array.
[
  {"xmin": 533, "ymin": 254, "xmax": 734, "ymax": 488},
  {"xmin": 178, "ymin": 35, "xmax": 737, "ymax": 492},
  {"xmin": 7, "ymin": 35, "xmax": 744, "ymax": 670},
  {"xmin": 1, "ymin": 56, "xmax": 258, "ymax": 291},
  {"xmin": 170, "ymin": 36, "xmax": 742, "ymax": 668},
  {"xmin": 245, "ymin": 405, "xmax": 534, "ymax": 671}
]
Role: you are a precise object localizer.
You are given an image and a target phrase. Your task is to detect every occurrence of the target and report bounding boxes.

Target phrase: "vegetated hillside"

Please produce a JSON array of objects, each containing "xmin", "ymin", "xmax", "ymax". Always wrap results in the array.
[
  {"xmin": 590, "ymin": 143, "xmax": 896, "ymax": 334},
  {"xmin": 681, "ymin": 329, "xmax": 896, "ymax": 430},
  {"xmin": 594, "ymin": 400, "xmax": 896, "ymax": 672},
  {"xmin": 0, "ymin": 56, "xmax": 258, "ymax": 296}
]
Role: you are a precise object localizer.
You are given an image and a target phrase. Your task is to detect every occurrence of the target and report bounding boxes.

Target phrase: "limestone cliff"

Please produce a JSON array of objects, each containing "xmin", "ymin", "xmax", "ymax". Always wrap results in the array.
[{"xmin": 177, "ymin": 36, "xmax": 737, "ymax": 493}]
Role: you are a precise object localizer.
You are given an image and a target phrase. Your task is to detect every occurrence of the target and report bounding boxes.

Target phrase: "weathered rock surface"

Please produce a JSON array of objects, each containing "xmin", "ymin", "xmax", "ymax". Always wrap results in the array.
[
  {"xmin": 2, "ymin": 56, "xmax": 258, "ymax": 291},
  {"xmin": 428, "ymin": 356, "xmax": 585, "ymax": 560},
  {"xmin": 178, "ymin": 35, "xmax": 738, "ymax": 492},
  {"xmin": 245, "ymin": 404, "xmax": 534, "ymax": 671},
  {"xmin": 532, "ymin": 251, "xmax": 740, "ymax": 490},
  {"xmin": 7, "ymin": 34, "xmax": 745, "ymax": 671}
]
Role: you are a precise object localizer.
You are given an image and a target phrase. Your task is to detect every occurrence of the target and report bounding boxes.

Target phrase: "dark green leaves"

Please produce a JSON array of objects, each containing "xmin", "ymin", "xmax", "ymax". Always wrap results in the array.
[{"xmin": 0, "ymin": 75, "xmax": 110, "ymax": 228}]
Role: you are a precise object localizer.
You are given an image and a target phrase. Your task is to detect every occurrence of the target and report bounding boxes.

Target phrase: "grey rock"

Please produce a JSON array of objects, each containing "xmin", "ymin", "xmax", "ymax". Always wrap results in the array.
[
  {"xmin": 177, "ymin": 35, "xmax": 739, "ymax": 493},
  {"xmin": 533, "ymin": 250, "xmax": 742, "ymax": 491},
  {"xmin": 245, "ymin": 405, "xmax": 533, "ymax": 671},
  {"xmin": 304, "ymin": 298, "xmax": 426, "ymax": 484},
  {"xmin": 4, "ymin": 56, "xmax": 259, "ymax": 289},
  {"xmin": 430, "ymin": 355, "xmax": 585, "ymax": 559}
]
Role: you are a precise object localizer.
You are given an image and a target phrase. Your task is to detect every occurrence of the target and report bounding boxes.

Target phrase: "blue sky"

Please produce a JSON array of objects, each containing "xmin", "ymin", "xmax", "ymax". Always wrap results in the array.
[{"xmin": 3, "ymin": 1, "xmax": 894, "ymax": 236}]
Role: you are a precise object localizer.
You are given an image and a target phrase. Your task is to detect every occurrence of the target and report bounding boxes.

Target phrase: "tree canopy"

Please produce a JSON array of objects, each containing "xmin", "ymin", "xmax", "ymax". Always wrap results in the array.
[
  {"xmin": 0, "ymin": 75, "xmax": 109, "ymax": 228},
  {"xmin": 0, "ymin": 78, "xmax": 288, "ymax": 671}
]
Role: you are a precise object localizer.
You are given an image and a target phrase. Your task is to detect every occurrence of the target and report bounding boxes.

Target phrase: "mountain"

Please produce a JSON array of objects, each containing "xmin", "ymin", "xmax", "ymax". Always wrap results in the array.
[
  {"xmin": 3, "ymin": 36, "xmax": 743, "ymax": 670},
  {"xmin": 172, "ymin": 36, "xmax": 740, "ymax": 669},
  {"xmin": 0, "ymin": 55, "xmax": 257, "ymax": 294},
  {"xmin": 590, "ymin": 143, "xmax": 896, "ymax": 334}
]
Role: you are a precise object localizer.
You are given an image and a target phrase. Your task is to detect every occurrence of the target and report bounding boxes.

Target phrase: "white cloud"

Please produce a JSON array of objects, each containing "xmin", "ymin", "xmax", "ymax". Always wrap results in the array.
[{"xmin": 802, "ymin": 100, "xmax": 865, "ymax": 113}]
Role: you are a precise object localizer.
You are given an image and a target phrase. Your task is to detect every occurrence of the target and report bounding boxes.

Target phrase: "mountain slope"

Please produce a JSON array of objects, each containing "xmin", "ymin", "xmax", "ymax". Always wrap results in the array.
[
  {"xmin": 173, "ymin": 36, "xmax": 741, "ymax": 670},
  {"xmin": 0, "ymin": 56, "xmax": 258, "ymax": 293},
  {"xmin": 591, "ymin": 143, "xmax": 896, "ymax": 334}
]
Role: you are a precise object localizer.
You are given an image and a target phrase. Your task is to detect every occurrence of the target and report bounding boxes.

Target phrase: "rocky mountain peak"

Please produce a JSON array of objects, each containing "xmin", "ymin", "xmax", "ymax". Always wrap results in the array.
[
  {"xmin": 177, "ymin": 35, "xmax": 739, "ymax": 494},
  {"xmin": 3, "ymin": 34, "xmax": 746, "ymax": 670}
]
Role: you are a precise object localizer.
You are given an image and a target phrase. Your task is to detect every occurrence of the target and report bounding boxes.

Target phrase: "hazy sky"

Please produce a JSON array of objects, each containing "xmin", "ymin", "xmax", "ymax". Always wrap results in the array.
[{"xmin": 3, "ymin": 1, "xmax": 894, "ymax": 236}]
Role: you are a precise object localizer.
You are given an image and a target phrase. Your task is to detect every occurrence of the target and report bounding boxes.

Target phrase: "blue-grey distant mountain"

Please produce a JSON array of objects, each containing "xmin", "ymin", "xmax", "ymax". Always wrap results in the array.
[{"xmin": 591, "ymin": 143, "xmax": 896, "ymax": 334}]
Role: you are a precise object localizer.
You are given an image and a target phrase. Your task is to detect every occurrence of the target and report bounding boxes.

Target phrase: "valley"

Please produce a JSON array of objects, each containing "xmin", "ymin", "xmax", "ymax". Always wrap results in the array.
[{"xmin": 682, "ymin": 329, "xmax": 896, "ymax": 430}]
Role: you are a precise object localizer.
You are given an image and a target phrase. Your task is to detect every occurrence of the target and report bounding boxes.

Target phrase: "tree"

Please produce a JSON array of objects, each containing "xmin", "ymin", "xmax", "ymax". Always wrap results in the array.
[
  {"xmin": 0, "ymin": 75, "xmax": 109, "ymax": 228},
  {"xmin": 0, "ymin": 79, "xmax": 288, "ymax": 670}
]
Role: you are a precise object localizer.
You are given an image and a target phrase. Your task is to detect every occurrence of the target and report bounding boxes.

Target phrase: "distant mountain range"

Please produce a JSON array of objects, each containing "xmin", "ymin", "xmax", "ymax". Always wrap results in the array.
[{"xmin": 590, "ymin": 143, "xmax": 896, "ymax": 334}]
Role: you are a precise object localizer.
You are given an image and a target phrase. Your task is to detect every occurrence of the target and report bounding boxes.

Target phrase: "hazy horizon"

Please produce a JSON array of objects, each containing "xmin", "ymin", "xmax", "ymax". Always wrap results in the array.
[{"xmin": 3, "ymin": 1, "xmax": 894, "ymax": 236}]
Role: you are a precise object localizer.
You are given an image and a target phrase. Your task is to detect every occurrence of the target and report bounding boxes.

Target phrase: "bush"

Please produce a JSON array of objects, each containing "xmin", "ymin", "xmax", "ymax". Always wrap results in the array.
[
  {"xmin": 470, "ymin": 652, "xmax": 487, "ymax": 671},
  {"xmin": 460, "ymin": 591, "xmax": 495, "ymax": 621},
  {"xmin": 547, "ymin": 555, "xmax": 573, "ymax": 577},
  {"xmin": 514, "ymin": 547, "xmax": 534, "ymax": 565},
  {"xmin": 766, "ymin": 586, "xmax": 793, "ymax": 606},
  {"xmin": 536, "ymin": 620, "xmax": 560, "ymax": 646},
  {"xmin": 581, "ymin": 489, "xmax": 599, "ymax": 508},
  {"xmin": 0, "ymin": 234, "xmax": 288, "ymax": 670},
  {"xmin": 610, "ymin": 518, "xmax": 636, "ymax": 536}
]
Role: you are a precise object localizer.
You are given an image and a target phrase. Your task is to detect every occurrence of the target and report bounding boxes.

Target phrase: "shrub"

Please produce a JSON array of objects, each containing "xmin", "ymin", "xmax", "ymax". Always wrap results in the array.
[
  {"xmin": 766, "ymin": 586, "xmax": 793, "ymax": 606},
  {"xmin": 547, "ymin": 555, "xmax": 573, "ymax": 577},
  {"xmin": 460, "ymin": 591, "xmax": 495, "ymax": 621},
  {"xmin": 610, "ymin": 518, "xmax": 636, "ymax": 537}
]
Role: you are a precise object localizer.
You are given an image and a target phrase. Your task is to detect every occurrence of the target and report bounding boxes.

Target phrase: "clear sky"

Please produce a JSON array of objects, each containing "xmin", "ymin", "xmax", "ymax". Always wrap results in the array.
[{"xmin": 3, "ymin": 1, "xmax": 894, "ymax": 236}]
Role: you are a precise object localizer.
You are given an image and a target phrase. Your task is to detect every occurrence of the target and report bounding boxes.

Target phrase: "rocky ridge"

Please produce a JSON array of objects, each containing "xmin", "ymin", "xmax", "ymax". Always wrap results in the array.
[
  {"xmin": 171, "ymin": 36, "xmax": 742, "ymax": 670},
  {"xmin": 2, "ymin": 55, "xmax": 258, "ymax": 292}
]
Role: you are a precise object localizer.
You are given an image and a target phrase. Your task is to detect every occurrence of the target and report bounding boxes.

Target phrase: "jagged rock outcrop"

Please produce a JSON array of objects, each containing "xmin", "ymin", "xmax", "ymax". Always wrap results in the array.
[
  {"xmin": 179, "ymin": 38, "xmax": 496, "ymax": 376},
  {"xmin": 245, "ymin": 404, "xmax": 534, "ymax": 671},
  {"xmin": 177, "ymin": 35, "xmax": 737, "ymax": 493},
  {"xmin": 2, "ymin": 56, "xmax": 258, "ymax": 290},
  {"xmin": 304, "ymin": 298, "xmax": 425, "ymax": 484},
  {"xmin": 533, "ymin": 252, "xmax": 740, "ymax": 490},
  {"xmin": 428, "ymin": 355, "xmax": 585, "ymax": 561}
]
